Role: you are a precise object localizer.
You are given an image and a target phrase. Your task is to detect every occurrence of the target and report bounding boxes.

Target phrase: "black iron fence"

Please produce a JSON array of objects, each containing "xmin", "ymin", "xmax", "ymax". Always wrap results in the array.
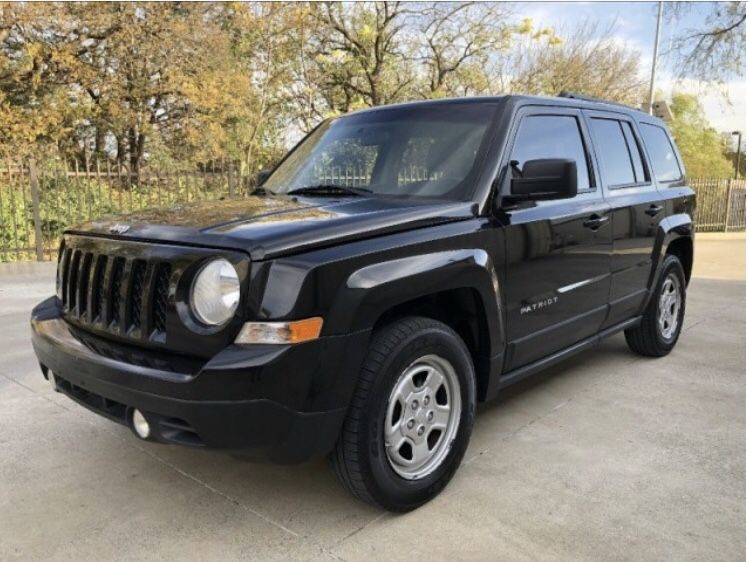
[
  {"xmin": 690, "ymin": 178, "xmax": 746, "ymax": 233},
  {"xmin": 0, "ymin": 158, "xmax": 250, "ymax": 261},
  {"xmin": 0, "ymin": 158, "xmax": 745, "ymax": 262}
]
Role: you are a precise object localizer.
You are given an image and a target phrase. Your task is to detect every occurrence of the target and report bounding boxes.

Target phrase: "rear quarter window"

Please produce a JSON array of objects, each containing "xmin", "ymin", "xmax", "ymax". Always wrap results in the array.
[
  {"xmin": 620, "ymin": 122, "xmax": 647, "ymax": 183},
  {"xmin": 639, "ymin": 123, "xmax": 682, "ymax": 182}
]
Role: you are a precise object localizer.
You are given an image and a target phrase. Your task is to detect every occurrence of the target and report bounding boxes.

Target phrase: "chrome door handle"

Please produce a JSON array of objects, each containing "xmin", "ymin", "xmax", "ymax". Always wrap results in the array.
[
  {"xmin": 645, "ymin": 204, "xmax": 664, "ymax": 217},
  {"xmin": 583, "ymin": 214, "xmax": 609, "ymax": 230}
]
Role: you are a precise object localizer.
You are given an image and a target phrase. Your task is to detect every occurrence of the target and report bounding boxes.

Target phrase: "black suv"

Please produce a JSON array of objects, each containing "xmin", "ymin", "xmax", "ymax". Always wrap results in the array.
[{"xmin": 31, "ymin": 95, "xmax": 694, "ymax": 511}]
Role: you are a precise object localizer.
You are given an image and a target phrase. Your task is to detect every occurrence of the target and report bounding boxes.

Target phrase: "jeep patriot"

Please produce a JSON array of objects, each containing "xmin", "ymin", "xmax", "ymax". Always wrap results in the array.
[{"xmin": 31, "ymin": 94, "xmax": 694, "ymax": 511}]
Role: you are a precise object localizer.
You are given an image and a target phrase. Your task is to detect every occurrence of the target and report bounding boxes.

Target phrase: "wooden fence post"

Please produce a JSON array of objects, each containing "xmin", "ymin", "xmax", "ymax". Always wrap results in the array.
[{"xmin": 28, "ymin": 158, "xmax": 45, "ymax": 261}]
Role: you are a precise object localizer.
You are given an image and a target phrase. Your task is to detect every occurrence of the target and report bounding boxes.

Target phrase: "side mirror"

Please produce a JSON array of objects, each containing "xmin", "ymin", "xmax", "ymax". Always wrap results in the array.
[
  {"xmin": 506, "ymin": 159, "xmax": 577, "ymax": 203},
  {"xmin": 254, "ymin": 169, "xmax": 271, "ymax": 187}
]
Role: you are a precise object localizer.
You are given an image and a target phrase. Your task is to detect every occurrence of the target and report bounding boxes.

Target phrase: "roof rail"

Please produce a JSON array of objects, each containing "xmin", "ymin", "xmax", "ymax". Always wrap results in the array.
[{"xmin": 557, "ymin": 91, "xmax": 643, "ymax": 113}]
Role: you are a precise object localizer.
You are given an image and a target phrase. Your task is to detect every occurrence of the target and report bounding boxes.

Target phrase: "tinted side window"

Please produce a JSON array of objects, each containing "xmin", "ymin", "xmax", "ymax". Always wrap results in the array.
[
  {"xmin": 640, "ymin": 123, "xmax": 682, "ymax": 182},
  {"xmin": 589, "ymin": 118, "xmax": 635, "ymax": 186},
  {"xmin": 621, "ymin": 122, "xmax": 647, "ymax": 183},
  {"xmin": 510, "ymin": 115, "xmax": 591, "ymax": 191}
]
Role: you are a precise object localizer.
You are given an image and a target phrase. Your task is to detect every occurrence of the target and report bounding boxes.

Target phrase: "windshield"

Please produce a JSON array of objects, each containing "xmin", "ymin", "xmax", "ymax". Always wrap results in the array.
[{"xmin": 263, "ymin": 102, "xmax": 497, "ymax": 200}]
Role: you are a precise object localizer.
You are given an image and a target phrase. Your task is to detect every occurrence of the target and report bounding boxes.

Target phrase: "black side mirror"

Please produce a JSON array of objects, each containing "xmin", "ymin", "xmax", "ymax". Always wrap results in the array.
[
  {"xmin": 254, "ymin": 169, "xmax": 271, "ymax": 187},
  {"xmin": 505, "ymin": 158, "xmax": 577, "ymax": 204}
]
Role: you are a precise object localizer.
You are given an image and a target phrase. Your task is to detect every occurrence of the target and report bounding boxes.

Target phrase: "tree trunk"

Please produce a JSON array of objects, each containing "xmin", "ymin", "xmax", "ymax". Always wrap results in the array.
[
  {"xmin": 94, "ymin": 125, "xmax": 106, "ymax": 161},
  {"xmin": 127, "ymin": 127, "xmax": 145, "ymax": 186}
]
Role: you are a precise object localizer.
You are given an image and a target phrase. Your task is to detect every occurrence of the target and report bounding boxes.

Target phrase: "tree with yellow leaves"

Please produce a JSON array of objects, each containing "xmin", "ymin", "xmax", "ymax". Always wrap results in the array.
[{"xmin": 0, "ymin": 1, "xmax": 652, "ymax": 171}]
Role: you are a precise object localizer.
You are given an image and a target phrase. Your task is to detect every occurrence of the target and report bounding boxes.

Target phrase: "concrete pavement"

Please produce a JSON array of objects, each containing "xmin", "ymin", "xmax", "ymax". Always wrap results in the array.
[{"xmin": 0, "ymin": 234, "xmax": 744, "ymax": 560}]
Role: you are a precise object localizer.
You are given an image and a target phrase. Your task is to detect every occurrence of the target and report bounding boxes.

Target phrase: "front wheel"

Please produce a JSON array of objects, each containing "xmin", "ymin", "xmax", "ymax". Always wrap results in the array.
[
  {"xmin": 329, "ymin": 316, "xmax": 476, "ymax": 512},
  {"xmin": 625, "ymin": 254, "xmax": 687, "ymax": 357}
]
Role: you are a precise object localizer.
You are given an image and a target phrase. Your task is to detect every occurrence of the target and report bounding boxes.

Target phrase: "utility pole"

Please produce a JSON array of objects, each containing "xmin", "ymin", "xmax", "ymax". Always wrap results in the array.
[
  {"xmin": 732, "ymin": 131, "xmax": 742, "ymax": 179},
  {"xmin": 647, "ymin": 1, "xmax": 664, "ymax": 115}
]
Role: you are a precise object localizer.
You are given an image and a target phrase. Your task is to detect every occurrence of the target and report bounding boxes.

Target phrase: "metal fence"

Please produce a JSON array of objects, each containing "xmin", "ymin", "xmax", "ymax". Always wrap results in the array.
[
  {"xmin": 0, "ymin": 158, "xmax": 745, "ymax": 262},
  {"xmin": 690, "ymin": 178, "xmax": 746, "ymax": 233},
  {"xmin": 0, "ymin": 159, "xmax": 251, "ymax": 261}
]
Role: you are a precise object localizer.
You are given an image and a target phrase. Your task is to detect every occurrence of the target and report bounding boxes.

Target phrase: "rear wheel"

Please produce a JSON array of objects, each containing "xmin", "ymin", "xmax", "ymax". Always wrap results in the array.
[
  {"xmin": 329, "ymin": 316, "xmax": 476, "ymax": 512},
  {"xmin": 625, "ymin": 254, "xmax": 686, "ymax": 357}
]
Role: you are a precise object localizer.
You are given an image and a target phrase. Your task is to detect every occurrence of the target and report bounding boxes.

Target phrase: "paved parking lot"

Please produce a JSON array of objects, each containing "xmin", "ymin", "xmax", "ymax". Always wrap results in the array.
[{"xmin": 0, "ymin": 234, "xmax": 744, "ymax": 561}]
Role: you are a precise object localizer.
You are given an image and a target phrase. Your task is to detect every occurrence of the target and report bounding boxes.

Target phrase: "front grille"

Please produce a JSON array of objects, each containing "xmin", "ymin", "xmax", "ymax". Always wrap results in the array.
[
  {"xmin": 59, "ymin": 246, "xmax": 172, "ymax": 342},
  {"xmin": 56, "ymin": 234, "xmax": 246, "ymax": 358}
]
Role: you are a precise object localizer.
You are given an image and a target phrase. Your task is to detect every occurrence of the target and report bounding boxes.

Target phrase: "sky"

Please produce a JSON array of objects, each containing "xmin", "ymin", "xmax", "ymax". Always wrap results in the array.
[{"xmin": 514, "ymin": 1, "xmax": 746, "ymax": 139}]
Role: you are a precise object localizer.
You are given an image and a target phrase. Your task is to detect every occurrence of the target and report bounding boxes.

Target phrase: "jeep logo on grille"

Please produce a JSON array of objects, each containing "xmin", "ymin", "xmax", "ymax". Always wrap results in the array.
[{"xmin": 109, "ymin": 223, "xmax": 130, "ymax": 235}]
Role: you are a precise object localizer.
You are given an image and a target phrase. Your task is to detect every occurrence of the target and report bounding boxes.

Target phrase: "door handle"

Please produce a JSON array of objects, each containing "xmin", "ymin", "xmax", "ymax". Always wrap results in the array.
[
  {"xmin": 645, "ymin": 204, "xmax": 664, "ymax": 217},
  {"xmin": 583, "ymin": 214, "xmax": 609, "ymax": 230}
]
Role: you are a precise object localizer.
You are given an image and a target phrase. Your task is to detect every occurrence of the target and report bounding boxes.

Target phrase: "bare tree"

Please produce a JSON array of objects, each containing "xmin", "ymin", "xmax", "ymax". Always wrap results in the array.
[
  {"xmin": 664, "ymin": 1, "xmax": 745, "ymax": 82},
  {"xmin": 504, "ymin": 21, "xmax": 646, "ymax": 105},
  {"xmin": 305, "ymin": 1, "xmax": 416, "ymax": 115},
  {"xmin": 415, "ymin": 2, "xmax": 514, "ymax": 97}
]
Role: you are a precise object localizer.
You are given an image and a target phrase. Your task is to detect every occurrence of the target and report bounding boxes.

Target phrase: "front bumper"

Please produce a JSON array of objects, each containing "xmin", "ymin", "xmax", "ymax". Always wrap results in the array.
[{"xmin": 31, "ymin": 297, "xmax": 369, "ymax": 463}]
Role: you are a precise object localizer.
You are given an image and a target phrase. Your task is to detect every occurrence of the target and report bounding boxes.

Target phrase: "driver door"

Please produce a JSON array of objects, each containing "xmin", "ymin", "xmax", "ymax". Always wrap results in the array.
[{"xmin": 500, "ymin": 107, "xmax": 612, "ymax": 372}]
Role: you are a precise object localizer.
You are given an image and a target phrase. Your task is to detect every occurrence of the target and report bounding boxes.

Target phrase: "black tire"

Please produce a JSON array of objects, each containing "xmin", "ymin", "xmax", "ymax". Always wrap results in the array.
[
  {"xmin": 329, "ymin": 316, "xmax": 476, "ymax": 512},
  {"xmin": 625, "ymin": 254, "xmax": 687, "ymax": 357}
]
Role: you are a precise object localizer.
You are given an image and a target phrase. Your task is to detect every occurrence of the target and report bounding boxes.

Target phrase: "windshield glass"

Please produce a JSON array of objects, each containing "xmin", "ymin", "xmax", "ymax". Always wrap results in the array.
[{"xmin": 263, "ymin": 102, "xmax": 497, "ymax": 200}]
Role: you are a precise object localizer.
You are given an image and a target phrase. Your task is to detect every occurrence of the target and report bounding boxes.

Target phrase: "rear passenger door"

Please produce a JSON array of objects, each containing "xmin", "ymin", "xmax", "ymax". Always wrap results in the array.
[
  {"xmin": 500, "ymin": 107, "xmax": 612, "ymax": 372},
  {"xmin": 584, "ymin": 110, "xmax": 667, "ymax": 328}
]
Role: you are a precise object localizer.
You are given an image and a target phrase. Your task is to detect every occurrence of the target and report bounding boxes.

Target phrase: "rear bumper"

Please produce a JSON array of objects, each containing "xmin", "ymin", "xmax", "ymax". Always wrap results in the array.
[{"xmin": 31, "ymin": 297, "xmax": 369, "ymax": 463}]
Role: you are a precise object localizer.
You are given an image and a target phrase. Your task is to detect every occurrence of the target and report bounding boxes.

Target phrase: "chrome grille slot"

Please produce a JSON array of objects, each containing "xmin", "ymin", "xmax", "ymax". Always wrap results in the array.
[
  {"xmin": 128, "ymin": 260, "xmax": 147, "ymax": 332},
  {"xmin": 153, "ymin": 263, "xmax": 171, "ymax": 335},
  {"xmin": 91, "ymin": 255, "xmax": 107, "ymax": 323},
  {"xmin": 60, "ymin": 248, "xmax": 72, "ymax": 309},
  {"xmin": 109, "ymin": 257, "xmax": 125, "ymax": 328},
  {"xmin": 77, "ymin": 253, "xmax": 93, "ymax": 319},
  {"xmin": 60, "ymin": 248, "xmax": 71, "ymax": 308},
  {"xmin": 67, "ymin": 250, "xmax": 82, "ymax": 313}
]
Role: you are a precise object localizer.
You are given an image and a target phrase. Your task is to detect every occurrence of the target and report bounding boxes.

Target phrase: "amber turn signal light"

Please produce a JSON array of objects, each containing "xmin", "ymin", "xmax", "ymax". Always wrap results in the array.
[{"xmin": 234, "ymin": 317, "xmax": 324, "ymax": 344}]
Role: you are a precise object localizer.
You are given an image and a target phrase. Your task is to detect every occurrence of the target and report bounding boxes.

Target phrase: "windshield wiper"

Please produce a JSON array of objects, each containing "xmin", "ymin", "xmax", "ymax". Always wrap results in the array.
[{"xmin": 286, "ymin": 184, "xmax": 372, "ymax": 197}]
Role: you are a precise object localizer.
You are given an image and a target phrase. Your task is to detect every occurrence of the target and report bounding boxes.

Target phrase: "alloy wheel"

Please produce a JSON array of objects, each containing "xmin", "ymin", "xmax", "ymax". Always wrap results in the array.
[
  {"xmin": 658, "ymin": 273, "xmax": 682, "ymax": 340},
  {"xmin": 383, "ymin": 354, "xmax": 462, "ymax": 480}
]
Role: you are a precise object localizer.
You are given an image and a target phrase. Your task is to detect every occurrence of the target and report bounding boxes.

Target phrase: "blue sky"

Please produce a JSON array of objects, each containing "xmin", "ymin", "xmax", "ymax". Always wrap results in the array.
[
  {"xmin": 512, "ymin": 1, "xmax": 746, "ymax": 136},
  {"xmin": 516, "ymin": 1, "xmax": 712, "ymax": 55}
]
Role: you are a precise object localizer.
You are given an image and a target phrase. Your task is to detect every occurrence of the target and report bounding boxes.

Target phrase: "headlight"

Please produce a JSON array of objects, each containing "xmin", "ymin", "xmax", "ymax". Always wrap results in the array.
[
  {"xmin": 56, "ymin": 245, "xmax": 65, "ymax": 300},
  {"xmin": 56, "ymin": 268, "xmax": 63, "ymax": 300},
  {"xmin": 190, "ymin": 258, "xmax": 240, "ymax": 326}
]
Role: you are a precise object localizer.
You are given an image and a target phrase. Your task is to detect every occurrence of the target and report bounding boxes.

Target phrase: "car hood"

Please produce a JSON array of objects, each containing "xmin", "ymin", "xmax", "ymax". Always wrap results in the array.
[{"xmin": 70, "ymin": 195, "xmax": 476, "ymax": 260}]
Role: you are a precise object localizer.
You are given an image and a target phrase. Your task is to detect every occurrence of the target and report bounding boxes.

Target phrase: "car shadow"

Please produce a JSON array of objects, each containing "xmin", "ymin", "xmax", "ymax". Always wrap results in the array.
[{"xmin": 134, "ymin": 335, "xmax": 640, "ymax": 531}]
